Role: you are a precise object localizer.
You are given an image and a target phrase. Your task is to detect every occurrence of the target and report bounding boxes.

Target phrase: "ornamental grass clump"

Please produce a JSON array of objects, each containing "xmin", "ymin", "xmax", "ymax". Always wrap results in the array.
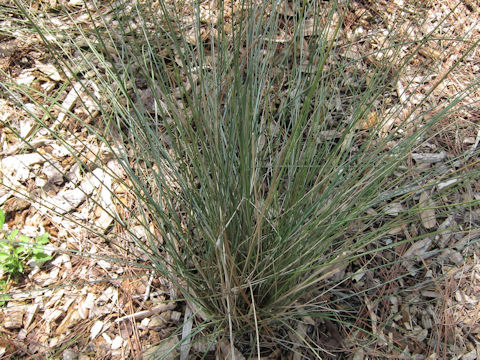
[{"xmin": 2, "ymin": 0, "xmax": 480, "ymax": 357}]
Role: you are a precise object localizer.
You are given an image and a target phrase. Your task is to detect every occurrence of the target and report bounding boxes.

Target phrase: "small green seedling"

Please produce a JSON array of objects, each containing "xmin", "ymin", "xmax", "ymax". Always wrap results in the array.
[{"xmin": 0, "ymin": 209, "xmax": 52, "ymax": 283}]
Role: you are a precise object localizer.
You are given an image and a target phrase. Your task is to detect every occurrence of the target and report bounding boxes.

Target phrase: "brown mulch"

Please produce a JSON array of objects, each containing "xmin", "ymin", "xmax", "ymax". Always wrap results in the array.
[{"xmin": 0, "ymin": 0, "xmax": 479, "ymax": 359}]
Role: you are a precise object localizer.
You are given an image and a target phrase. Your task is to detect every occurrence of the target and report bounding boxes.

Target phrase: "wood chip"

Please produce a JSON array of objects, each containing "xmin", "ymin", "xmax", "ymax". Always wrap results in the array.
[
  {"xmin": 111, "ymin": 335, "xmax": 123, "ymax": 350},
  {"xmin": 78, "ymin": 293, "xmax": 96, "ymax": 319},
  {"xmin": 35, "ymin": 61, "xmax": 62, "ymax": 81},
  {"xmin": 90, "ymin": 320, "xmax": 104, "ymax": 340},
  {"xmin": 419, "ymin": 191, "xmax": 436, "ymax": 229},
  {"xmin": 54, "ymin": 82, "xmax": 82, "ymax": 129},
  {"xmin": 4, "ymin": 306, "xmax": 25, "ymax": 329},
  {"xmin": 23, "ymin": 303, "xmax": 38, "ymax": 329},
  {"xmin": 412, "ymin": 151, "xmax": 446, "ymax": 163},
  {"xmin": 42, "ymin": 308, "xmax": 63, "ymax": 323},
  {"xmin": 180, "ymin": 305, "xmax": 193, "ymax": 360},
  {"xmin": 1, "ymin": 153, "xmax": 44, "ymax": 185}
]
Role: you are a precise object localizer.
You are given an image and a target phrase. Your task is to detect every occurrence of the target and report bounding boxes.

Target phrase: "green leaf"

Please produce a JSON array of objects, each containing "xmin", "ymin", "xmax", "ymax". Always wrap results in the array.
[
  {"xmin": 32, "ymin": 247, "xmax": 44, "ymax": 254},
  {"xmin": 33, "ymin": 253, "xmax": 52, "ymax": 262},
  {"xmin": 7, "ymin": 229, "xmax": 19, "ymax": 241},
  {"xmin": 4, "ymin": 259, "xmax": 22, "ymax": 274},
  {"xmin": 35, "ymin": 233, "xmax": 50, "ymax": 245},
  {"xmin": 3, "ymin": 264, "xmax": 14, "ymax": 273},
  {"xmin": 14, "ymin": 246, "xmax": 26, "ymax": 256},
  {"xmin": 0, "ymin": 294, "xmax": 11, "ymax": 307},
  {"xmin": 17, "ymin": 234, "xmax": 29, "ymax": 243},
  {"xmin": 0, "ymin": 209, "xmax": 4, "ymax": 229}
]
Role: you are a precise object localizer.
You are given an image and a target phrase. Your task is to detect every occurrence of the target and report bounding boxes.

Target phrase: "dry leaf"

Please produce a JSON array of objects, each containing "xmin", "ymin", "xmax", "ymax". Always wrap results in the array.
[
  {"xmin": 143, "ymin": 336, "xmax": 179, "ymax": 360},
  {"xmin": 403, "ymin": 237, "xmax": 432, "ymax": 259},
  {"xmin": 361, "ymin": 111, "xmax": 378, "ymax": 130},
  {"xmin": 384, "ymin": 202, "xmax": 404, "ymax": 216},
  {"xmin": 219, "ymin": 340, "xmax": 246, "ymax": 360}
]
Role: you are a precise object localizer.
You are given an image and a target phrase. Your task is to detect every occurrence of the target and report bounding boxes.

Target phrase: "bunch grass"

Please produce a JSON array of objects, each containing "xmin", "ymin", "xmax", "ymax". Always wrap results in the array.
[{"xmin": 1, "ymin": 0, "xmax": 480, "ymax": 357}]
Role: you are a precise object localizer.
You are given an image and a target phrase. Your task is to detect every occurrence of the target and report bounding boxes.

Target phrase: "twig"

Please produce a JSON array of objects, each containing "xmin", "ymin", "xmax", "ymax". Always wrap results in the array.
[{"xmin": 114, "ymin": 303, "xmax": 176, "ymax": 322}]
